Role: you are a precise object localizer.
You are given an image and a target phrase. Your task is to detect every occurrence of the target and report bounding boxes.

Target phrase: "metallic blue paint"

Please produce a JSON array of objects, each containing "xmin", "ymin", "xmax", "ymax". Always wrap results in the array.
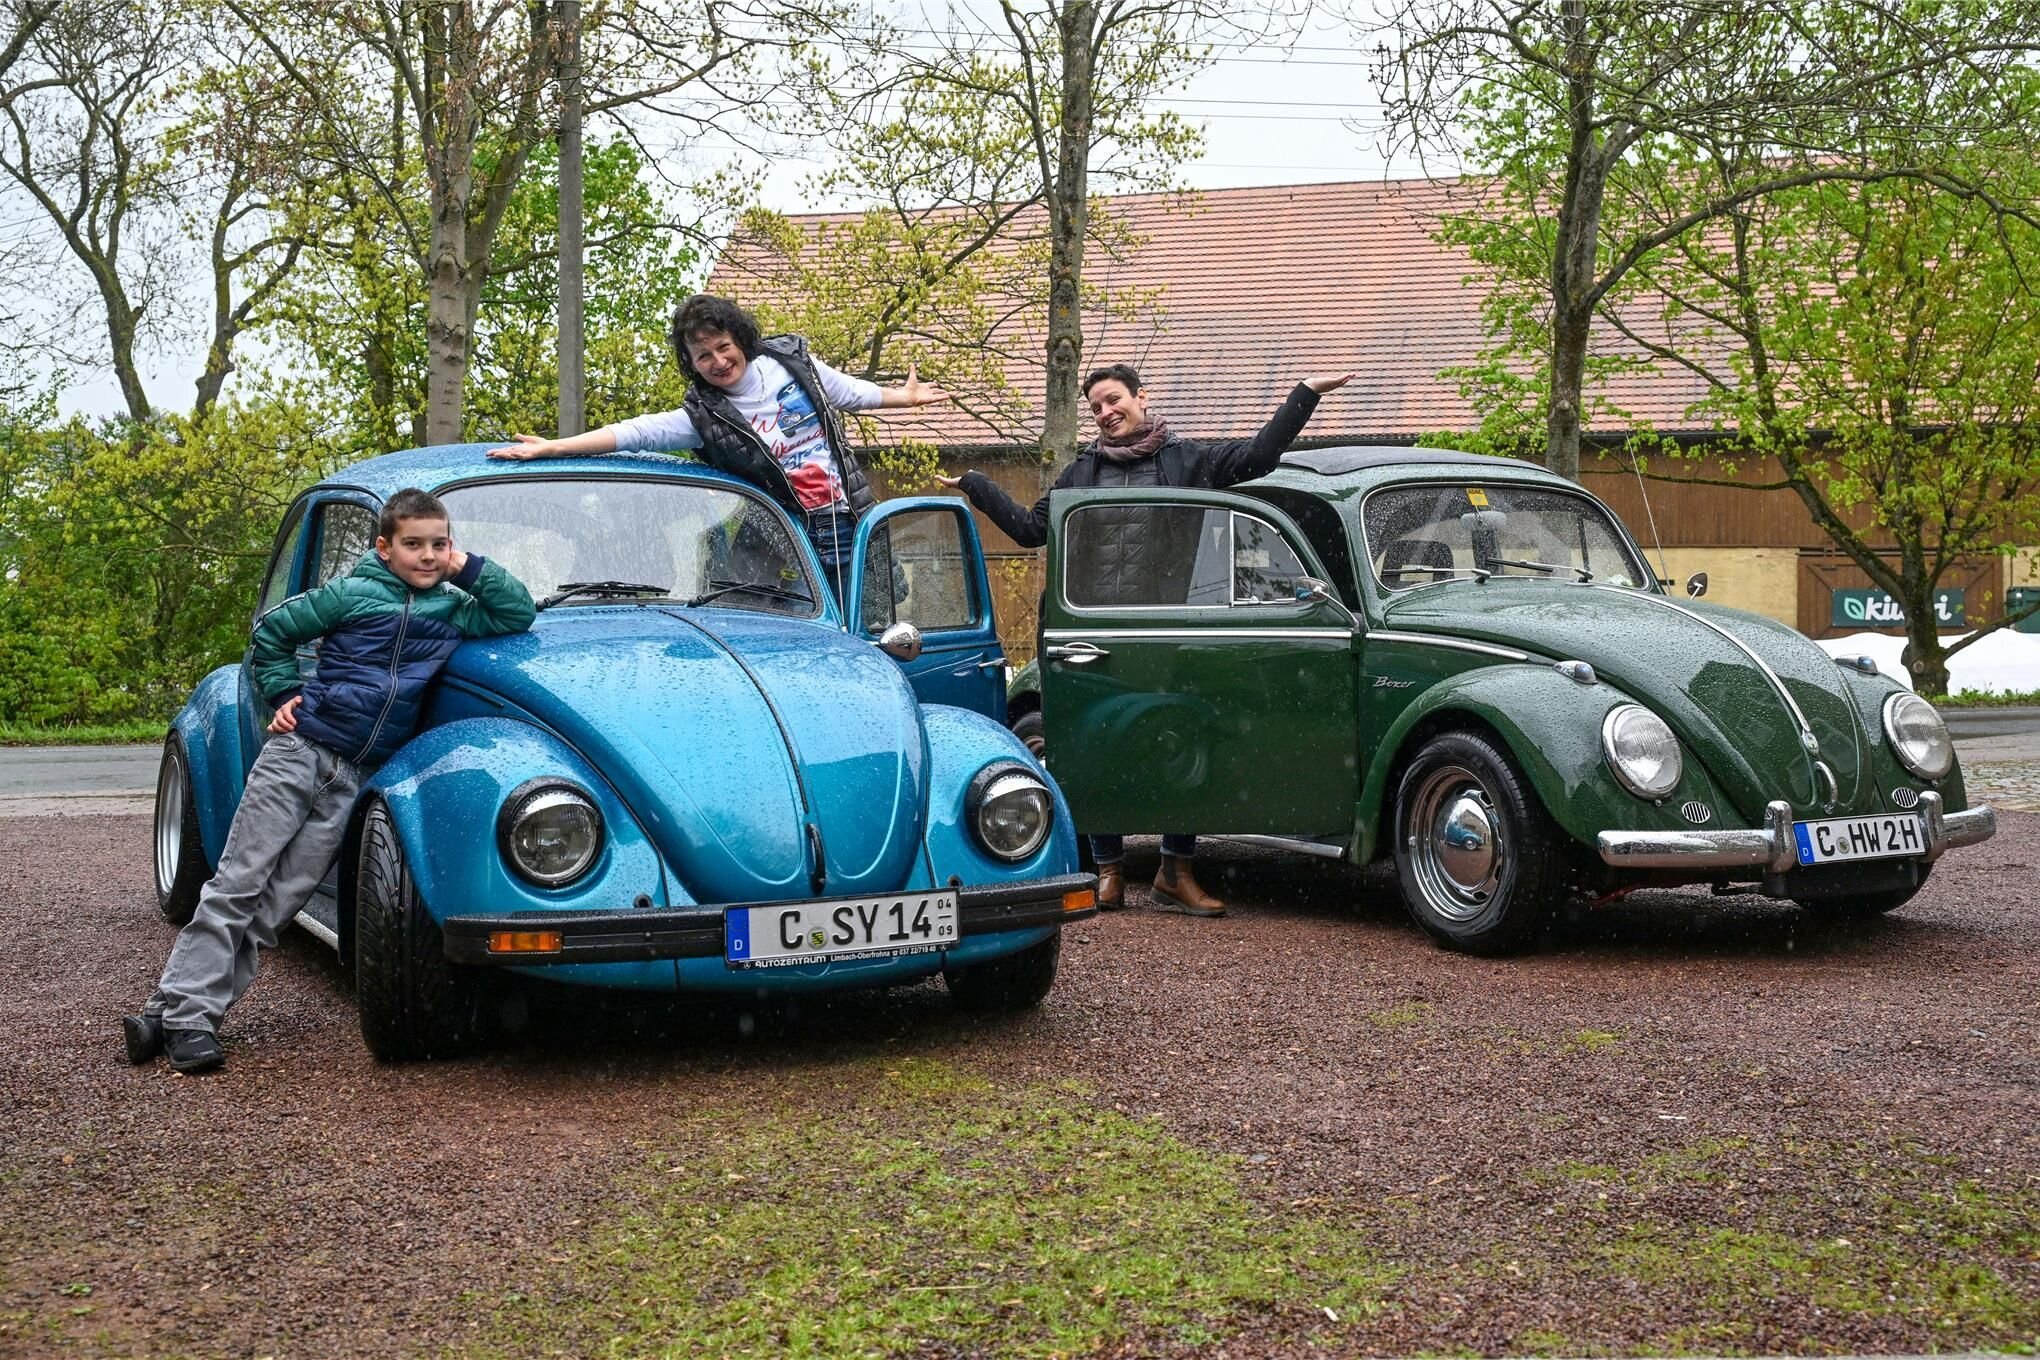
[
  {"xmin": 166, "ymin": 442, "xmax": 1081, "ymax": 1005},
  {"xmin": 171, "ymin": 664, "xmax": 246, "ymax": 867},
  {"xmin": 846, "ymin": 497, "xmax": 1008, "ymax": 719}
]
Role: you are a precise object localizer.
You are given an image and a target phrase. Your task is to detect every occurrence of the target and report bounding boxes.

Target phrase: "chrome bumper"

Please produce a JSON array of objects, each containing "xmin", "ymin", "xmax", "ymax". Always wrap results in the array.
[{"xmin": 1596, "ymin": 792, "xmax": 1996, "ymax": 873}]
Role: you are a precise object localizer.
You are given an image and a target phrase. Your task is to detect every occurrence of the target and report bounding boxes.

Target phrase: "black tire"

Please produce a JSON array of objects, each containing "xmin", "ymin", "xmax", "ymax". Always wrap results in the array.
[
  {"xmin": 1010, "ymin": 708, "xmax": 1045, "ymax": 758},
  {"xmin": 355, "ymin": 799, "xmax": 487, "ymax": 1061},
  {"xmin": 1798, "ymin": 864, "xmax": 1931, "ymax": 918},
  {"xmin": 153, "ymin": 733, "xmax": 207, "ymax": 925},
  {"xmin": 1392, "ymin": 731, "xmax": 1570, "ymax": 956},
  {"xmin": 944, "ymin": 931, "xmax": 1061, "ymax": 1012}
]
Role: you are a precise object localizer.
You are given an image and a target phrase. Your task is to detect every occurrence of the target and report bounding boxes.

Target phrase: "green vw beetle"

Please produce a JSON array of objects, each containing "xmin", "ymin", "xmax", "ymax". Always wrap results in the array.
[{"xmin": 1004, "ymin": 446, "xmax": 1997, "ymax": 954}]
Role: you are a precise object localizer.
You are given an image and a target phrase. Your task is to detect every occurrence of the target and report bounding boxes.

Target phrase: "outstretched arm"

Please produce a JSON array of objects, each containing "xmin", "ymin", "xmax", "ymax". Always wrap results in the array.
[
  {"xmin": 488, "ymin": 428, "xmax": 620, "ymax": 461},
  {"xmin": 936, "ymin": 471, "xmax": 1052, "ymax": 548},
  {"xmin": 1204, "ymin": 372, "xmax": 1360, "ymax": 488}
]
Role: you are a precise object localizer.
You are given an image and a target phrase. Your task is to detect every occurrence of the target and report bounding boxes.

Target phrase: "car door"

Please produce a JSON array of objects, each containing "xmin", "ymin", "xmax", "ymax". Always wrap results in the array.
[
  {"xmin": 846, "ymin": 497, "xmax": 1006, "ymax": 720},
  {"xmin": 1039, "ymin": 487, "xmax": 1359, "ymax": 835},
  {"xmin": 237, "ymin": 493, "xmax": 381, "ymax": 775}
]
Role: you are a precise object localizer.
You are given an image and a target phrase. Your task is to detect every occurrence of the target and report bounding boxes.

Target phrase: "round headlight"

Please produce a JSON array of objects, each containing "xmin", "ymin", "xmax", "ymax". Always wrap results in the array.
[
  {"xmin": 1602, "ymin": 704, "xmax": 1683, "ymax": 800},
  {"xmin": 968, "ymin": 765, "xmax": 1053, "ymax": 862},
  {"xmin": 498, "ymin": 784, "xmax": 603, "ymax": 887},
  {"xmin": 1882, "ymin": 691, "xmax": 1953, "ymax": 780}
]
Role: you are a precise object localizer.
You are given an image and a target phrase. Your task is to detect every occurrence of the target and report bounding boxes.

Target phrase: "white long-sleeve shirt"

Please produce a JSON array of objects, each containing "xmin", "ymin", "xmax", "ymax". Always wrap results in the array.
[{"xmin": 605, "ymin": 354, "xmax": 883, "ymax": 511}]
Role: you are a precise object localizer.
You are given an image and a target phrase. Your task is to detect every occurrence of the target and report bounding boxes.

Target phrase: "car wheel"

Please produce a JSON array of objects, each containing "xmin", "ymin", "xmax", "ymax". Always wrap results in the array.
[
  {"xmin": 355, "ymin": 799, "xmax": 487, "ymax": 1061},
  {"xmin": 1011, "ymin": 708, "xmax": 1045, "ymax": 758},
  {"xmin": 1392, "ymin": 731, "xmax": 1569, "ymax": 955},
  {"xmin": 944, "ymin": 931, "xmax": 1061, "ymax": 1012},
  {"xmin": 153, "ymin": 733, "xmax": 207, "ymax": 926},
  {"xmin": 1797, "ymin": 864, "xmax": 1931, "ymax": 918}
]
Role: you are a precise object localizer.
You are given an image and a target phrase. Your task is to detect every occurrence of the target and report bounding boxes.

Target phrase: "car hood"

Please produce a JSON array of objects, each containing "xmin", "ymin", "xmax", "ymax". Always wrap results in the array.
[
  {"xmin": 447, "ymin": 607, "xmax": 926, "ymax": 903},
  {"xmin": 1381, "ymin": 581, "xmax": 1870, "ymax": 817}
]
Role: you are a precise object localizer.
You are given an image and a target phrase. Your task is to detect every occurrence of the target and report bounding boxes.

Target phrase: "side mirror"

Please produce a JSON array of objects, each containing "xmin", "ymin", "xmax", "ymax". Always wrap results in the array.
[
  {"xmin": 877, "ymin": 621, "xmax": 923, "ymax": 661},
  {"xmin": 1294, "ymin": 576, "xmax": 1334, "ymax": 604},
  {"xmin": 1685, "ymin": 571, "xmax": 1709, "ymax": 599}
]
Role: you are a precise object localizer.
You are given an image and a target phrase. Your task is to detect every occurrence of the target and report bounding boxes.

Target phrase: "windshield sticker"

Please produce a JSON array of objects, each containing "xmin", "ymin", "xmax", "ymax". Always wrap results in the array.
[{"xmin": 1466, "ymin": 488, "xmax": 1489, "ymax": 507}]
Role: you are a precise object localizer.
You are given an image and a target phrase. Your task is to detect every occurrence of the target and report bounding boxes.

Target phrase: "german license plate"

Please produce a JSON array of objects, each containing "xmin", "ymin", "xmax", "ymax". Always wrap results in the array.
[
  {"xmin": 1793, "ymin": 813, "xmax": 1926, "ymax": 866},
  {"xmin": 724, "ymin": 891, "xmax": 958, "ymax": 968}
]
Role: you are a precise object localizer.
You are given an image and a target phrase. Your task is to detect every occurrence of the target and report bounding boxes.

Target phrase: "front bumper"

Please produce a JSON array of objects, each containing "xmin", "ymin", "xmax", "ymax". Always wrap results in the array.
[
  {"xmin": 442, "ymin": 873, "xmax": 1098, "ymax": 966},
  {"xmin": 1596, "ymin": 791, "xmax": 1996, "ymax": 874}
]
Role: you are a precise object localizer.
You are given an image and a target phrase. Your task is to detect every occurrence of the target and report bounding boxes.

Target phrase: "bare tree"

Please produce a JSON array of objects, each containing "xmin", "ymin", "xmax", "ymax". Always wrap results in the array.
[
  {"xmin": 227, "ymin": 0, "xmax": 819, "ymax": 444},
  {"xmin": 1374, "ymin": 0, "xmax": 2040, "ymax": 481},
  {"xmin": 0, "ymin": 0, "xmax": 307, "ymax": 423},
  {"xmin": 895, "ymin": 1, "xmax": 1289, "ymax": 468}
]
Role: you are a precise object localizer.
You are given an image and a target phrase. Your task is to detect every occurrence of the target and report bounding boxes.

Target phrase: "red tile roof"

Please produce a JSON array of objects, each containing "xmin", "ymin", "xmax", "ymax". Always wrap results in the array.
[{"xmin": 711, "ymin": 177, "xmax": 1719, "ymax": 450}]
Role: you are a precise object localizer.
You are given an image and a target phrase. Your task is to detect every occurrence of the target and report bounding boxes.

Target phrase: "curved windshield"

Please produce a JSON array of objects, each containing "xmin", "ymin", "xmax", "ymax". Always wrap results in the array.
[
  {"xmin": 438, "ymin": 478, "xmax": 819, "ymax": 616},
  {"xmin": 1363, "ymin": 483, "xmax": 1651, "ymax": 592}
]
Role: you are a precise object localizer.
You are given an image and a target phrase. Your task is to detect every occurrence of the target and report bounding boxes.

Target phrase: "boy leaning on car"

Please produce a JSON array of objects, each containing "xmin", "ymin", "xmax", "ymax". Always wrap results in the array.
[{"xmin": 122, "ymin": 488, "xmax": 536, "ymax": 1075}]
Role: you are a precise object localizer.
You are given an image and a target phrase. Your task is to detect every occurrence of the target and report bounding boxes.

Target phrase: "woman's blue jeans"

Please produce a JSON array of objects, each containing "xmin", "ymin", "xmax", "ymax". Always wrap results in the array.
[{"xmin": 1090, "ymin": 833, "xmax": 1197, "ymax": 864}]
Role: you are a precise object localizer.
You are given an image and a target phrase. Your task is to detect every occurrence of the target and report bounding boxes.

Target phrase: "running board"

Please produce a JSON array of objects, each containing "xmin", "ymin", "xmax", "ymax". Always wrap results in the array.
[
  {"xmin": 1207, "ymin": 834, "xmax": 1349, "ymax": 860},
  {"xmin": 293, "ymin": 910, "xmax": 339, "ymax": 949}
]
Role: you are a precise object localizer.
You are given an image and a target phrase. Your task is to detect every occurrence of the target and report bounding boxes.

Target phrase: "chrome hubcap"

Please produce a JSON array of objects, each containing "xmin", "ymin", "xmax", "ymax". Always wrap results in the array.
[
  {"xmin": 155, "ymin": 748, "xmax": 182, "ymax": 896},
  {"xmin": 1406, "ymin": 764, "xmax": 1503, "ymax": 922}
]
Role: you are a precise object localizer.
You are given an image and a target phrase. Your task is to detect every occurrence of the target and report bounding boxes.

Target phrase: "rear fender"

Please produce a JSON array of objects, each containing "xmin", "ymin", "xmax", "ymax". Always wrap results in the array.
[
  {"xmin": 1356, "ymin": 666, "xmax": 1734, "ymax": 863},
  {"xmin": 336, "ymin": 717, "xmax": 669, "ymax": 965},
  {"xmin": 170, "ymin": 664, "xmax": 245, "ymax": 867}
]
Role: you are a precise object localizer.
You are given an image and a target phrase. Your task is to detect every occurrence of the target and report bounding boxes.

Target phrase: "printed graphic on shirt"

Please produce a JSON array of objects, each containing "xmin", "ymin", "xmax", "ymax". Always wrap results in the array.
[{"xmin": 754, "ymin": 380, "xmax": 843, "ymax": 510}]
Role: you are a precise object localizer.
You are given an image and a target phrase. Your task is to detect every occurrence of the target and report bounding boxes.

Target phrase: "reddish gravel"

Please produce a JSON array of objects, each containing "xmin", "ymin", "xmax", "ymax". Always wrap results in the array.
[{"xmin": 2, "ymin": 812, "xmax": 2036, "ymax": 1358}]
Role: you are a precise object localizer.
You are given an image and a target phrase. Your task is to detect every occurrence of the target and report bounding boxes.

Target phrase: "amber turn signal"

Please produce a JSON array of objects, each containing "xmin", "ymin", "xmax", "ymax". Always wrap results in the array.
[
  {"xmin": 486, "ymin": 930, "xmax": 563, "ymax": 954},
  {"xmin": 1061, "ymin": 889, "xmax": 1096, "ymax": 913}
]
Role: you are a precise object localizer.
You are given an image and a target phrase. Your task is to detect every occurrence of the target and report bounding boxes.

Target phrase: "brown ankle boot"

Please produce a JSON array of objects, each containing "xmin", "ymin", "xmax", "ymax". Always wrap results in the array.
[
  {"xmin": 1152, "ymin": 853, "xmax": 1224, "ymax": 916},
  {"xmin": 1096, "ymin": 863, "xmax": 1126, "ymax": 911}
]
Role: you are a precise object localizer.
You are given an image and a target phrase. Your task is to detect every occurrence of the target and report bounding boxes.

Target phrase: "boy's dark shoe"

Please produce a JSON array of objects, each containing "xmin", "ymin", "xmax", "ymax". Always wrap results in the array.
[
  {"xmin": 163, "ymin": 1028, "xmax": 224, "ymax": 1074},
  {"xmin": 122, "ymin": 1013, "xmax": 163, "ymax": 1065}
]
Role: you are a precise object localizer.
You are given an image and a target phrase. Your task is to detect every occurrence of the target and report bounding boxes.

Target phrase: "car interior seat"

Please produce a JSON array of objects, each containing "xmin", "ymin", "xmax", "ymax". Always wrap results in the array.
[{"xmin": 1380, "ymin": 537, "xmax": 1455, "ymax": 588}]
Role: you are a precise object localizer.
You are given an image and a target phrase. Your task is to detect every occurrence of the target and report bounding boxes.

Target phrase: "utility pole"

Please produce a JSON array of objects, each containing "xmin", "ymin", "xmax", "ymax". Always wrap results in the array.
[{"xmin": 556, "ymin": 0, "xmax": 585, "ymax": 434}]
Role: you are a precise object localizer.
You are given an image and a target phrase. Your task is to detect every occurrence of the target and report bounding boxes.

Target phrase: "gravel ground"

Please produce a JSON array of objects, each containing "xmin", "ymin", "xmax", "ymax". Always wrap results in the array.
[{"xmin": 2, "ymin": 813, "xmax": 2036, "ymax": 1358}]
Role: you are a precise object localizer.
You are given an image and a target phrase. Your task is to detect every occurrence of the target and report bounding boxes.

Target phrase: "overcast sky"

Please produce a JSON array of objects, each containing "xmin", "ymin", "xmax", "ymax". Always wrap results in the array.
[{"xmin": 32, "ymin": 6, "xmax": 1444, "ymax": 421}]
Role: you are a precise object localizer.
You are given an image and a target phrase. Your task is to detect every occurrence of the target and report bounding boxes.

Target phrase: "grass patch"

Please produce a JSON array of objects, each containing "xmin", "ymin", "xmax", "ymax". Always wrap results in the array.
[
  {"xmin": 1368, "ymin": 1000, "xmax": 1434, "ymax": 1030},
  {"xmin": 1566, "ymin": 1028, "xmax": 1621, "ymax": 1053},
  {"xmin": 471, "ymin": 1057, "xmax": 1395, "ymax": 1358},
  {"xmin": 0, "ymin": 720, "xmax": 165, "ymax": 746},
  {"xmin": 1933, "ymin": 688, "xmax": 2040, "ymax": 709},
  {"xmin": 1519, "ymin": 1136, "xmax": 2040, "ymax": 1349}
]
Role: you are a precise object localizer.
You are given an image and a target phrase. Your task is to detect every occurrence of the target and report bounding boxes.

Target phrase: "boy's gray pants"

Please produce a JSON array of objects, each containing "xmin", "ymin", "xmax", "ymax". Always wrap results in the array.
[{"xmin": 149, "ymin": 733, "xmax": 362, "ymax": 1034}]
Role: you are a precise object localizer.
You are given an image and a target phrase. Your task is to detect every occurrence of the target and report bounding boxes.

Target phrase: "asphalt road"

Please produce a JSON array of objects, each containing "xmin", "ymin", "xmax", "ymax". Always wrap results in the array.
[{"xmin": 5, "ymin": 710, "xmax": 2038, "ymax": 814}]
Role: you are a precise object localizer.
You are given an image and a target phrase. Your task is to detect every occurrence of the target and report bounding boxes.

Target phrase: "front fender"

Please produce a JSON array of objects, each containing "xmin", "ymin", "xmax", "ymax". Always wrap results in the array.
[
  {"xmin": 339, "ymin": 718, "xmax": 669, "ymax": 964},
  {"xmin": 1357, "ymin": 666, "xmax": 1736, "ymax": 863},
  {"xmin": 170, "ymin": 664, "xmax": 245, "ymax": 868},
  {"xmin": 921, "ymin": 703, "xmax": 1080, "ymax": 903}
]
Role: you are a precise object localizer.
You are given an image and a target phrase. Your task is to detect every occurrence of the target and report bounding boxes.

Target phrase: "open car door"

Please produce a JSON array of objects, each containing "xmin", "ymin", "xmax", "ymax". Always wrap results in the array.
[{"xmin": 847, "ymin": 497, "xmax": 1006, "ymax": 721}]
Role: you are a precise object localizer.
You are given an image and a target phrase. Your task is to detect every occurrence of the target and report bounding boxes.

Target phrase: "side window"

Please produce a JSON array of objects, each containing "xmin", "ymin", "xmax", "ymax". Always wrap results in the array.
[
  {"xmin": 861, "ymin": 509, "xmax": 977, "ymax": 634},
  {"xmin": 1066, "ymin": 504, "xmax": 1231, "ymax": 609},
  {"xmin": 311, "ymin": 502, "xmax": 378, "ymax": 587},
  {"xmin": 1231, "ymin": 513, "xmax": 1307, "ymax": 603},
  {"xmin": 255, "ymin": 506, "xmax": 310, "ymax": 619}
]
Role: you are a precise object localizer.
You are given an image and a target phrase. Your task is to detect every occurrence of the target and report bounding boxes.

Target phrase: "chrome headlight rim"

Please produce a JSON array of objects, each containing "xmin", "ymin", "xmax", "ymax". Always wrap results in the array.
[
  {"xmin": 965, "ymin": 760, "xmax": 1054, "ymax": 863},
  {"xmin": 1601, "ymin": 703, "xmax": 1684, "ymax": 801},
  {"xmin": 1881, "ymin": 691, "xmax": 1954, "ymax": 781},
  {"xmin": 495, "ymin": 778, "xmax": 605, "ymax": 888}
]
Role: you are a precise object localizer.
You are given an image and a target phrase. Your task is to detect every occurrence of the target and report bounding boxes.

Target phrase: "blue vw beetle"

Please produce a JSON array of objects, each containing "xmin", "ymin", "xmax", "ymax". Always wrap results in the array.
[{"xmin": 151, "ymin": 445, "xmax": 1097, "ymax": 1059}]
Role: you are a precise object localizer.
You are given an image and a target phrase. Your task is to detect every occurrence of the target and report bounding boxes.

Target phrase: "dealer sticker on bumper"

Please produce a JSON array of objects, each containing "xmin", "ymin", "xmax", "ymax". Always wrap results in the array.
[
  {"xmin": 1793, "ymin": 813, "xmax": 1926, "ymax": 866},
  {"xmin": 725, "ymin": 891, "xmax": 959, "ymax": 968}
]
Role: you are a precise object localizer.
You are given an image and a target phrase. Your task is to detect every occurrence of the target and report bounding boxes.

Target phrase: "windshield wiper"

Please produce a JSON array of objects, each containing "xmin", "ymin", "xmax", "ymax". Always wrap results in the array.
[
  {"xmin": 536, "ymin": 580, "xmax": 672, "ymax": 611},
  {"xmin": 1488, "ymin": 558, "xmax": 1592, "ymax": 581},
  {"xmin": 686, "ymin": 577, "xmax": 816, "ymax": 609}
]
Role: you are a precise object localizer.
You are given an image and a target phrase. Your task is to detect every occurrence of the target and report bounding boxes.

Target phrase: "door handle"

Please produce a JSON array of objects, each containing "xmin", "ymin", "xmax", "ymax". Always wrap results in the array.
[
  {"xmin": 976, "ymin": 658, "xmax": 1008, "ymax": 671},
  {"xmin": 1044, "ymin": 641, "xmax": 1109, "ymax": 665}
]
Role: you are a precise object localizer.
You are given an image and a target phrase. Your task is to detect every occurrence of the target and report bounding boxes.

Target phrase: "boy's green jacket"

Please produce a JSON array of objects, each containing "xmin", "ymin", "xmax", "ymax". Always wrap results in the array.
[{"xmin": 250, "ymin": 552, "xmax": 535, "ymax": 765}]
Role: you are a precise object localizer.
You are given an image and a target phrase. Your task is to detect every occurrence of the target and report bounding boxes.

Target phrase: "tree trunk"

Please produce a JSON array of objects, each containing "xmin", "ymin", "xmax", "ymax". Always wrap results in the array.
[
  {"xmin": 1902, "ymin": 617, "xmax": 1951, "ymax": 697},
  {"xmin": 1040, "ymin": 1, "xmax": 1096, "ymax": 474},
  {"xmin": 556, "ymin": 0, "xmax": 584, "ymax": 436},
  {"xmin": 421, "ymin": 1, "xmax": 477, "ymax": 445},
  {"xmin": 1542, "ymin": 0, "xmax": 1602, "ymax": 483}
]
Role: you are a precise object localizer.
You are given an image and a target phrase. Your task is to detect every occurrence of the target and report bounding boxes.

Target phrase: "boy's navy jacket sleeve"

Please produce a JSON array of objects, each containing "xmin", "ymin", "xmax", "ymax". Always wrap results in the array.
[
  {"xmin": 447, "ymin": 555, "xmax": 537, "ymax": 637},
  {"xmin": 249, "ymin": 578, "xmax": 359, "ymax": 705}
]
